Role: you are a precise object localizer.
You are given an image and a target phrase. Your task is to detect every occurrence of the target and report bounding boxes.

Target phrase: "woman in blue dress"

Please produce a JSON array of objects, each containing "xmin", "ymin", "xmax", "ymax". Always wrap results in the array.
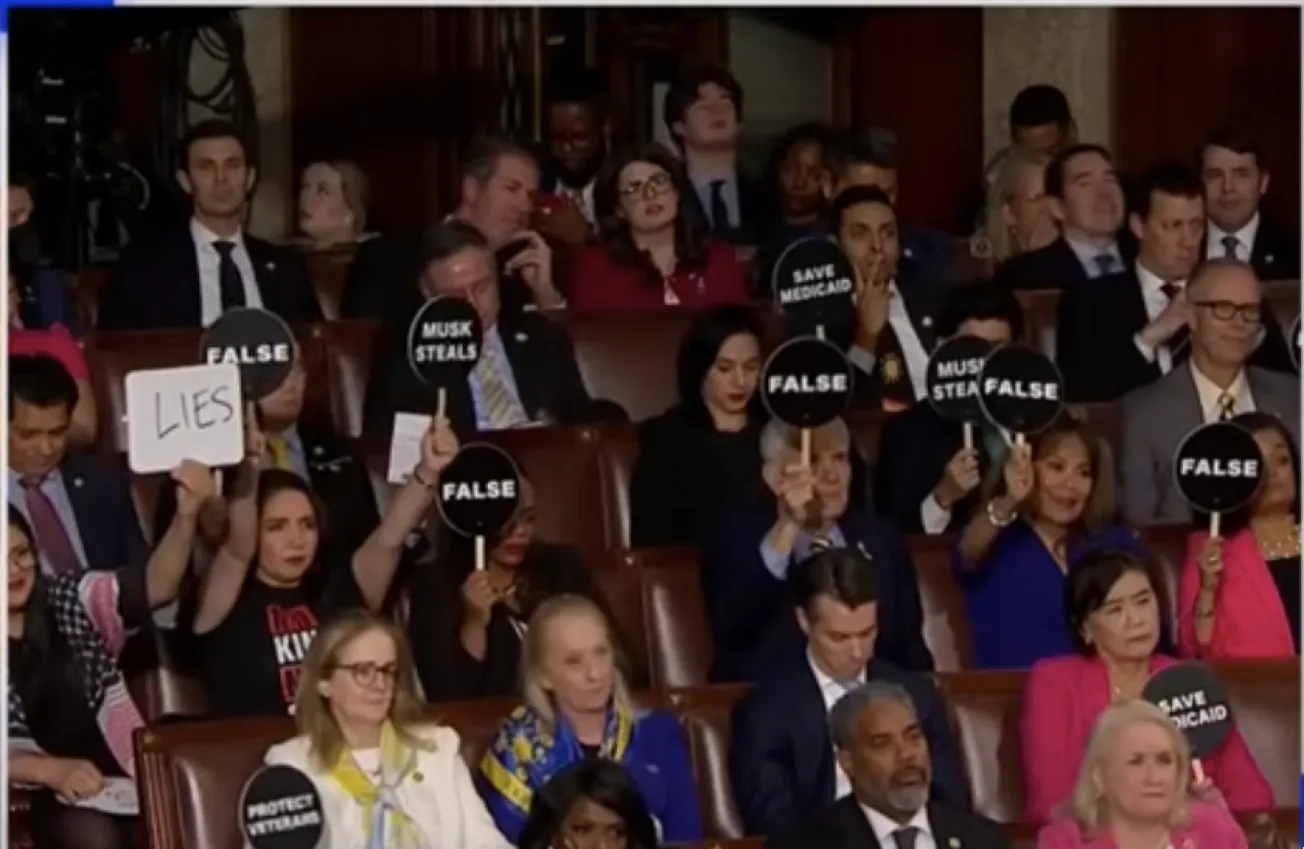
[{"xmin": 479, "ymin": 595, "xmax": 702, "ymax": 843}]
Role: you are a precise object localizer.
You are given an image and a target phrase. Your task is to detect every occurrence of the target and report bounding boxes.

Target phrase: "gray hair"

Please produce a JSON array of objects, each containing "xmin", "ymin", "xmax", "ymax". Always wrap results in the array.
[
  {"xmin": 829, "ymin": 680, "xmax": 917, "ymax": 751},
  {"xmin": 759, "ymin": 417, "xmax": 851, "ymax": 465},
  {"xmin": 1187, "ymin": 256, "xmax": 1259, "ymax": 297}
]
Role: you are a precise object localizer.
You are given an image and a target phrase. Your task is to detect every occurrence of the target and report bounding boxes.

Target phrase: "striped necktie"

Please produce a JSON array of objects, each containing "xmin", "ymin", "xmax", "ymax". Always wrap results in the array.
[
  {"xmin": 810, "ymin": 534, "xmax": 833, "ymax": 553},
  {"xmin": 474, "ymin": 353, "xmax": 527, "ymax": 429}
]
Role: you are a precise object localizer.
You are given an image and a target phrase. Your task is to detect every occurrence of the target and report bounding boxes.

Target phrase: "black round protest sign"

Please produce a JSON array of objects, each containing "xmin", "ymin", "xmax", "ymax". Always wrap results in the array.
[
  {"xmin": 760, "ymin": 336, "xmax": 853, "ymax": 429},
  {"xmin": 239, "ymin": 765, "xmax": 325, "ymax": 849},
  {"xmin": 976, "ymin": 344, "xmax": 1064, "ymax": 435},
  {"xmin": 1172, "ymin": 421, "xmax": 1264, "ymax": 514},
  {"xmin": 406, "ymin": 296, "xmax": 484, "ymax": 384},
  {"xmin": 770, "ymin": 237, "xmax": 857, "ymax": 327},
  {"xmin": 1142, "ymin": 662, "xmax": 1234, "ymax": 758},
  {"xmin": 199, "ymin": 307, "xmax": 296, "ymax": 399},
  {"xmin": 436, "ymin": 442, "xmax": 523, "ymax": 537},
  {"xmin": 1289, "ymin": 314, "xmax": 1301, "ymax": 372},
  {"xmin": 926, "ymin": 335, "xmax": 994, "ymax": 424}
]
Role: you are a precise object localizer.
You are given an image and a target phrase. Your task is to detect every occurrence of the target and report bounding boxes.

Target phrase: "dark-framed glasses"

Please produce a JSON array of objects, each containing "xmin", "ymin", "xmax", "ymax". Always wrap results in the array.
[
  {"xmin": 618, "ymin": 171, "xmax": 673, "ymax": 200},
  {"xmin": 1191, "ymin": 299, "xmax": 1263, "ymax": 323},
  {"xmin": 332, "ymin": 662, "xmax": 400, "ymax": 687}
]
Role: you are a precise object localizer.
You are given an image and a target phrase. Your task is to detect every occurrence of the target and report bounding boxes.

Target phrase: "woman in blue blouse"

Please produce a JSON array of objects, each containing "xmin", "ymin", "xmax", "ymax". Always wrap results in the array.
[
  {"xmin": 480, "ymin": 595, "xmax": 702, "ymax": 843},
  {"xmin": 952, "ymin": 414, "xmax": 1148, "ymax": 669}
]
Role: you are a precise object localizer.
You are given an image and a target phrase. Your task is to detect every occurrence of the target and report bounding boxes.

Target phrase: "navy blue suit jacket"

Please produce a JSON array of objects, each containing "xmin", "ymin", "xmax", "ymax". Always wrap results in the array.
[
  {"xmin": 700, "ymin": 502, "xmax": 933, "ymax": 684},
  {"xmin": 731, "ymin": 655, "xmax": 970, "ymax": 837},
  {"xmin": 62, "ymin": 452, "xmax": 147, "ymax": 574}
]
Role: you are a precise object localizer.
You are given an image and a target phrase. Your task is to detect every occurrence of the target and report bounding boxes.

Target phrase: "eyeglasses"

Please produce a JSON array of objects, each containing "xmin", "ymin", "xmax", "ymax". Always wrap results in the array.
[
  {"xmin": 1191, "ymin": 300, "xmax": 1263, "ymax": 324},
  {"xmin": 331, "ymin": 662, "xmax": 399, "ymax": 687},
  {"xmin": 618, "ymin": 172, "xmax": 673, "ymax": 200}
]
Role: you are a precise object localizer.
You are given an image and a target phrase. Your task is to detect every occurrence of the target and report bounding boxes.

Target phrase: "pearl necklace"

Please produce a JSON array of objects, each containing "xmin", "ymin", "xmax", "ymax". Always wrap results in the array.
[{"xmin": 1257, "ymin": 524, "xmax": 1301, "ymax": 560}]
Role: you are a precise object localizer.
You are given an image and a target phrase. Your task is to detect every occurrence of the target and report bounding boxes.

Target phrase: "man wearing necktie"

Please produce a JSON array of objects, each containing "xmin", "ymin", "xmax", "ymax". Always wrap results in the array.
[
  {"xmin": 766, "ymin": 678, "xmax": 1010, "ymax": 849},
  {"xmin": 1199, "ymin": 130, "xmax": 1300, "ymax": 280},
  {"xmin": 731, "ymin": 548, "xmax": 970, "ymax": 838}
]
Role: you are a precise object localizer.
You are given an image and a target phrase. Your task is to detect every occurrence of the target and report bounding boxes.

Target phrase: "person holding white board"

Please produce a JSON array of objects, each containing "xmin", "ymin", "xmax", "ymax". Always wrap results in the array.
[
  {"xmin": 7, "ymin": 461, "xmax": 216, "ymax": 849},
  {"xmin": 189, "ymin": 412, "xmax": 458, "ymax": 718}
]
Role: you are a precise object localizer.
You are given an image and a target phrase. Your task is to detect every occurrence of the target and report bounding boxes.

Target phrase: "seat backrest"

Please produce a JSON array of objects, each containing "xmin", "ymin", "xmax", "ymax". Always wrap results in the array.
[
  {"xmin": 301, "ymin": 246, "xmax": 358, "ymax": 321},
  {"xmin": 435, "ymin": 698, "xmax": 521, "ymax": 769},
  {"xmin": 1014, "ymin": 290, "xmax": 1058, "ymax": 358},
  {"xmin": 938, "ymin": 670, "xmax": 1026, "ymax": 822},
  {"xmin": 846, "ymin": 411, "xmax": 886, "ymax": 462},
  {"xmin": 88, "ymin": 330, "xmax": 208, "ymax": 454},
  {"xmin": 638, "ymin": 550, "xmax": 712, "ymax": 690},
  {"xmin": 568, "ymin": 310, "xmax": 694, "ymax": 422},
  {"xmin": 597, "ymin": 425, "xmax": 640, "ymax": 551},
  {"xmin": 591, "ymin": 565, "xmax": 652, "ymax": 691},
  {"xmin": 136, "ymin": 718, "xmax": 294, "ymax": 849},
  {"xmin": 320, "ymin": 318, "xmax": 384, "ymax": 438},
  {"xmin": 669, "ymin": 685, "xmax": 750, "ymax": 840},
  {"xmin": 1218, "ymin": 659, "xmax": 1300, "ymax": 805},
  {"xmin": 909, "ymin": 535, "xmax": 972, "ymax": 671}
]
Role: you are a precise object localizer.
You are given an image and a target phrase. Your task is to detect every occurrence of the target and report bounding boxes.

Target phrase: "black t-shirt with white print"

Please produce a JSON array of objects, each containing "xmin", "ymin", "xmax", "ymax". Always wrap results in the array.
[{"xmin": 199, "ymin": 552, "xmax": 364, "ymax": 718}]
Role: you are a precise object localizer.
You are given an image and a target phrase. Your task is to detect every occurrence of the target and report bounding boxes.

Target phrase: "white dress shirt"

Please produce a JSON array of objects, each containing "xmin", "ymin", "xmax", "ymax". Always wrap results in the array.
[
  {"xmin": 1206, "ymin": 213, "xmax": 1260, "ymax": 262},
  {"xmin": 862, "ymin": 803, "xmax": 936, "ymax": 849},
  {"xmin": 1191, "ymin": 363, "xmax": 1256, "ymax": 423},
  {"xmin": 1131, "ymin": 261, "xmax": 1186, "ymax": 374},
  {"xmin": 887, "ymin": 283, "xmax": 931, "ymax": 401},
  {"xmin": 558, "ymin": 180, "xmax": 596, "ymax": 226},
  {"xmin": 808, "ymin": 652, "xmax": 865, "ymax": 800},
  {"xmin": 191, "ymin": 218, "xmax": 262, "ymax": 326}
]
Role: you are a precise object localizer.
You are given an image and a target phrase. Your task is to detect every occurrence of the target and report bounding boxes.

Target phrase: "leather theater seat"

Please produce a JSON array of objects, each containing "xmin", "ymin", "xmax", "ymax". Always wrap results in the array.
[
  {"xmin": 669, "ymin": 684, "xmax": 750, "ymax": 840},
  {"xmin": 908, "ymin": 534, "xmax": 972, "ymax": 671}
]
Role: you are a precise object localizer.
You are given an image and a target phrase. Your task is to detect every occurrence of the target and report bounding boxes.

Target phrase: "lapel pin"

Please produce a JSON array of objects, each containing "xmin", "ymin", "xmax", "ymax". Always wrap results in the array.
[
  {"xmin": 904, "ymin": 247, "xmax": 914, "ymax": 259},
  {"xmin": 949, "ymin": 838, "xmax": 961, "ymax": 848},
  {"xmin": 1265, "ymin": 254, "xmax": 1275, "ymax": 264},
  {"xmin": 312, "ymin": 446, "xmax": 324, "ymax": 457},
  {"xmin": 413, "ymin": 771, "xmax": 424, "ymax": 783},
  {"xmin": 515, "ymin": 332, "xmax": 528, "ymax": 342},
  {"xmin": 266, "ymin": 261, "xmax": 276, "ymax": 271},
  {"xmin": 922, "ymin": 316, "xmax": 933, "ymax": 328},
  {"xmin": 73, "ymin": 477, "xmax": 84, "ymax": 488}
]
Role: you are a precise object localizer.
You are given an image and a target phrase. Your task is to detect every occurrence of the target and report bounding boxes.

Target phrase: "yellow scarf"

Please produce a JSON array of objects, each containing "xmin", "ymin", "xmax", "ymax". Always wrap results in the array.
[{"xmin": 328, "ymin": 722, "xmax": 426, "ymax": 849}]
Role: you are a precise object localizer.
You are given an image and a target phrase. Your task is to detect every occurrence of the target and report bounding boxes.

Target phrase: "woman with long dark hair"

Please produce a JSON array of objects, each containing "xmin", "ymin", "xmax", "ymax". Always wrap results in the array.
[
  {"xmin": 519, "ymin": 759, "xmax": 662, "ymax": 849},
  {"xmin": 1178, "ymin": 411, "xmax": 1301, "ymax": 658},
  {"xmin": 7, "ymin": 463, "xmax": 212, "ymax": 849},
  {"xmin": 567, "ymin": 142, "xmax": 747, "ymax": 314},
  {"xmin": 190, "ymin": 418, "xmax": 456, "ymax": 717}
]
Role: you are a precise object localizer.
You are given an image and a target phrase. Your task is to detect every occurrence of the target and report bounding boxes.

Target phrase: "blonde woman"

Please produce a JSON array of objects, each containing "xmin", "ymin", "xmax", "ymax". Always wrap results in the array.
[
  {"xmin": 479, "ymin": 595, "xmax": 701, "ymax": 843},
  {"xmin": 297, "ymin": 160, "xmax": 373, "ymax": 250},
  {"xmin": 983, "ymin": 148, "xmax": 1057, "ymax": 265},
  {"xmin": 1035, "ymin": 701, "xmax": 1245, "ymax": 849},
  {"xmin": 264, "ymin": 610, "xmax": 510, "ymax": 849}
]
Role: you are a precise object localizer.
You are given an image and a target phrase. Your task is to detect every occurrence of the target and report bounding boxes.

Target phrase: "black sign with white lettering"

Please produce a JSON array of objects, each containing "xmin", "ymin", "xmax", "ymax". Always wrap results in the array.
[
  {"xmin": 436, "ymin": 442, "xmax": 523, "ymax": 537},
  {"xmin": 1142, "ymin": 662, "xmax": 1234, "ymax": 758},
  {"xmin": 1290, "ymin": 314, "xmax": 1300, "ymax": 372},
  {"xmin": 770, "ymin": 237, "xmax": 857, "ymax": 329},
  {"xmin": 199, "ymin": 307, "xmax": 296, "ymax": 399},
  {"xmin": 406, "ymin": 296, "xmax": 484, "ymax": 384},
  {"xmin": 239, "ymin": 765, "xmax": 326, "ymax": 849},
  {"xmin": 926, "ymin": 335, "xmax": 994, "ymax": 424},
  {"xmin": 976, "ymin": 344, "xmax": 1064, "ymax": 435},
  {"xmin": 1172, "ymin": 421, "xmax": 1264, "ymax": 514},
  {"xmin": 760, "ymin": 336, "xmax": 853, "ymax": 429}
]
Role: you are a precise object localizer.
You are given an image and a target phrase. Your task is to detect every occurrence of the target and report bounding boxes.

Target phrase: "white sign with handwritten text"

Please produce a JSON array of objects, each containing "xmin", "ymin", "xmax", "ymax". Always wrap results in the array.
[{"xmin": 125, "ymin": 364, "xmax": 245, "ymax": 474}]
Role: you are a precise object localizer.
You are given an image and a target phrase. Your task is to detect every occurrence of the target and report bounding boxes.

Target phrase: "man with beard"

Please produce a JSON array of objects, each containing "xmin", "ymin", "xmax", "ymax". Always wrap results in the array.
[
  {"xmin": 731, "ymin": 548, "xmax": 967, "ymax": 838},
  {"xmin": 767, "ymin": 681, "xmax": 1010, "ymax": 849},
  {"xmin": 99, "ymin": 119, "xmax": 319, "ymax": 330},
  {"xmin": 535, "ymin": 69, "xmax": 608, "ymax": 247}
]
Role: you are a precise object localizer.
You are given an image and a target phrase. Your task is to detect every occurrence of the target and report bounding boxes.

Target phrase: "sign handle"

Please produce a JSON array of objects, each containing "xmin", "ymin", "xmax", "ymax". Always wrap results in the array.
[
  {"xmin": 815, "ymin": 325, "xmax": 826, "ymax": 341},
  {"xmin": 1192, "ymin": 757, "xmax": 1206, "ymax": 786},
  {"xmin": 435, "ymin": 387, "xmax": 447, "ymax": 422},
  {"xmin": 1013, "ymin": 431, "xmax": 1026, "ymax": 447},
  {"xmin": 800, "ymin": 428, "xmax": 812, "ymax": 468},
  {"xmin": 474, "ymin": 535, "xmax": 486, "ymax": 572},
  {"xmin": 962, "ymin": 421, "xmax": 974, "ymax": 452},
  {"xmin": 1209, "ymin": 511, "xmax": 1221, "ymax": 540}
]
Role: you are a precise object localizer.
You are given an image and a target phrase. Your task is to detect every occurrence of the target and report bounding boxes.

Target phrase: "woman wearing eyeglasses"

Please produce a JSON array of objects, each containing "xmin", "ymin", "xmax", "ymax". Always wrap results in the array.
[
  {"xmin": 567, "ymin": 142, "xmax": 748, "ymax": 315},
  {"xmin": 265, "ymin": 610, "xmax": 511, "ymax": 849}
]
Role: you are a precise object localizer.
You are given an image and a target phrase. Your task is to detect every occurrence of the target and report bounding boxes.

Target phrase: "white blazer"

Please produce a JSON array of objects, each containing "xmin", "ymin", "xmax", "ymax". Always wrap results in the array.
[{"xmin": 264, "ymin": 724, "xmax": 512, "ymax": 849}]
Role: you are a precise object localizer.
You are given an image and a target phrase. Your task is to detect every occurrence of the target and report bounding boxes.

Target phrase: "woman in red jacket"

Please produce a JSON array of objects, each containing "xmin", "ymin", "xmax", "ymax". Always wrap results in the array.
[{"xmin": 568, "ymin": 142, "xmax": 748, "ymax": 315}]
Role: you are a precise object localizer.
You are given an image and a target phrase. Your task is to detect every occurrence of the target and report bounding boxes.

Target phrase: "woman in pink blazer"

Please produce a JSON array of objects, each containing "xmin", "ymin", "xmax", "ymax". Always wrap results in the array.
[
  {"xmin": 1177, "ymin": 412, "xmax": 1298, "ymax": 660},
  {"xmin": 1035, "ymin": 700, "xmax": 1246, "ymax": 849},
  {"xmin": 1021, "ymin": 549, "xmax": 1273, "ymax": 821},
  {"xmin": 567, "ymin": 142, "xmax": 748, "ymax": 315}
]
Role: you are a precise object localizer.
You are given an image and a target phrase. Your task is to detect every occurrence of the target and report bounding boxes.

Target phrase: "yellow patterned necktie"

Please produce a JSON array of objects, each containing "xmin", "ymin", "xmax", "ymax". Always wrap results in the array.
[
  {"xmin": 1216, "ymin": 391, "xmax": 1237, "ymax": 422},
  {"xmin": 266, "ymin": 435, "xmax": 291, "ymax": 470},
  {"xmin": 474, "ymin": 353, "xmax": 527, "ymax": 429}
]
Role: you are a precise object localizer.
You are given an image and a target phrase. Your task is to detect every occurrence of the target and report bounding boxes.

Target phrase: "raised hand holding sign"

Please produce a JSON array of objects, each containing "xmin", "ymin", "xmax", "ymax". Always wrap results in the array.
[
  {"xmin": 760, "ymin": 336, "xmax": 853, "ymax": 467},
  {"xmin": 436, "ymin": 442, "xmax": 523, "ymax": 572},
  {"xmin": 771, "ymin": 237, "xmax": 857, "ymax": 337},
  {"xmin": 239, "ymin": 765, "xmax": 326, "ymax": 849},
  {"xmin": 1172, "ymin": 420, "xmax": 1264, "ymax": 538},
  {"xmin": 926, "ymin": 335, "xmax": 994, "ymax": 450},
  {"xmin": 1143, "ymin": 662, "xmax": 1234, "ymax": 784},
  {"xmin": 977, "ymin": 344, "xmax": 1064, "ymax": 446},
  {"xmin": 199, "ymin": 307, "xmax": 296, "ymax": 400}
]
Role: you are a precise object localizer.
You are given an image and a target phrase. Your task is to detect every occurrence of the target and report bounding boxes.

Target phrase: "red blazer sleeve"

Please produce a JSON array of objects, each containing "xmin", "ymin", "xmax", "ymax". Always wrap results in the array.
[
  {"xmin": 704, "ymin": 242, "xmax": 749, "ymax": 305},
  {"xmin": 1020, "ymin": 658, "xmax": 1080, "ymax": 821},
  {"xmin": 1205, "ymin": 725, "xmax": 1275, "ymax": 812}
]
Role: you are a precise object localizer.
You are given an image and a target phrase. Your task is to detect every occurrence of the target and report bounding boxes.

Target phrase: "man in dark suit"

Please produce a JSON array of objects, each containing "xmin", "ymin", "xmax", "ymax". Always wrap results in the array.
[
  {"xmin": 1058, "ymin": 162, "xmax": 1294, "ymax": 403},
  {"xmin": 701, "ymin": 417, "xmax": 933, "ymax": 683},
  {"xmin": 831, "ymin": 187, "xmax": 952, "ymax": 413},
  {"xmin": 824, "ymin": 127, "xmax": 956, "ymax": 286},
  {"xmin": 994, "ymin": 143, "xmax": 1130, "ymax": 291},
  {"xmin": 1199, "ymin": 129, "xmax": 1300, "ymax": 280},
  {"xmin": 363, "ymin": 220, "xmax": 597, "ymax": 439},
  {"xmin": 98, "ymin": 118, "xmax": 320, "ymax": 331},
  {"xmin": 534, "ymin": 68, "xmax": 608, "ymax": 248},
  {"xmin": 732, "ymin": 548, "xmax": 968, "ymax": 837},
  {"xmin": 874, "ymin": 284, "xmax": 1023, "ymax": 534},
  {"xmin": 663, "ymin": 64, "xmax": 761, "ymax": 245},
  {"xmin": 8, "ymin": 355, "xmax": 145, "ymax": 575},
  {"xmin": 342, "ymin": 137, "xmax": 567, "ymax": 320},
  {"xmin": 767, "ymin": 681, "xmax": 1010, "ymax": 849}
]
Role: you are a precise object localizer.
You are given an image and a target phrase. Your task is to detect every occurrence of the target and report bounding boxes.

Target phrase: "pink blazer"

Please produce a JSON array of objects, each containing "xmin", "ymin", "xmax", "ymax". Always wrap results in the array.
[
  {"xmin": 1035, "ymin": 800, "xmax": 1247, "ymax": 849},
  {"xmin": 1020, "ymin": 654, "xmax": 1273, "ymax": 821},
  {"xmin": 1177, "ymin": 529, "xmax": 1296, "ymax": 660}
]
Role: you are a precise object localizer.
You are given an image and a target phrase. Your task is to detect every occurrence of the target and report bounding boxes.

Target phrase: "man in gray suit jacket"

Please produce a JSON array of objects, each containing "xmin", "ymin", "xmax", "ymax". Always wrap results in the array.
[{"xmin": 1120, "ymin": 258, "xmax": 1300, "ymax": 524}]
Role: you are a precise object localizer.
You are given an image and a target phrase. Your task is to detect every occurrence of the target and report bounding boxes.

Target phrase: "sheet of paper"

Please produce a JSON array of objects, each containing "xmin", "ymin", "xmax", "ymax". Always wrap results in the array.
[
  {"xmin": 60, "ymin": 777, "xmax": 138, "ymax": 816},
  {"xmin": 387, "ymin": 412, "xmax": 432, "ymax": 484},
  {"xmin": 125, "ymin": 363, "xmax": 245, "ymax": 474}
]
